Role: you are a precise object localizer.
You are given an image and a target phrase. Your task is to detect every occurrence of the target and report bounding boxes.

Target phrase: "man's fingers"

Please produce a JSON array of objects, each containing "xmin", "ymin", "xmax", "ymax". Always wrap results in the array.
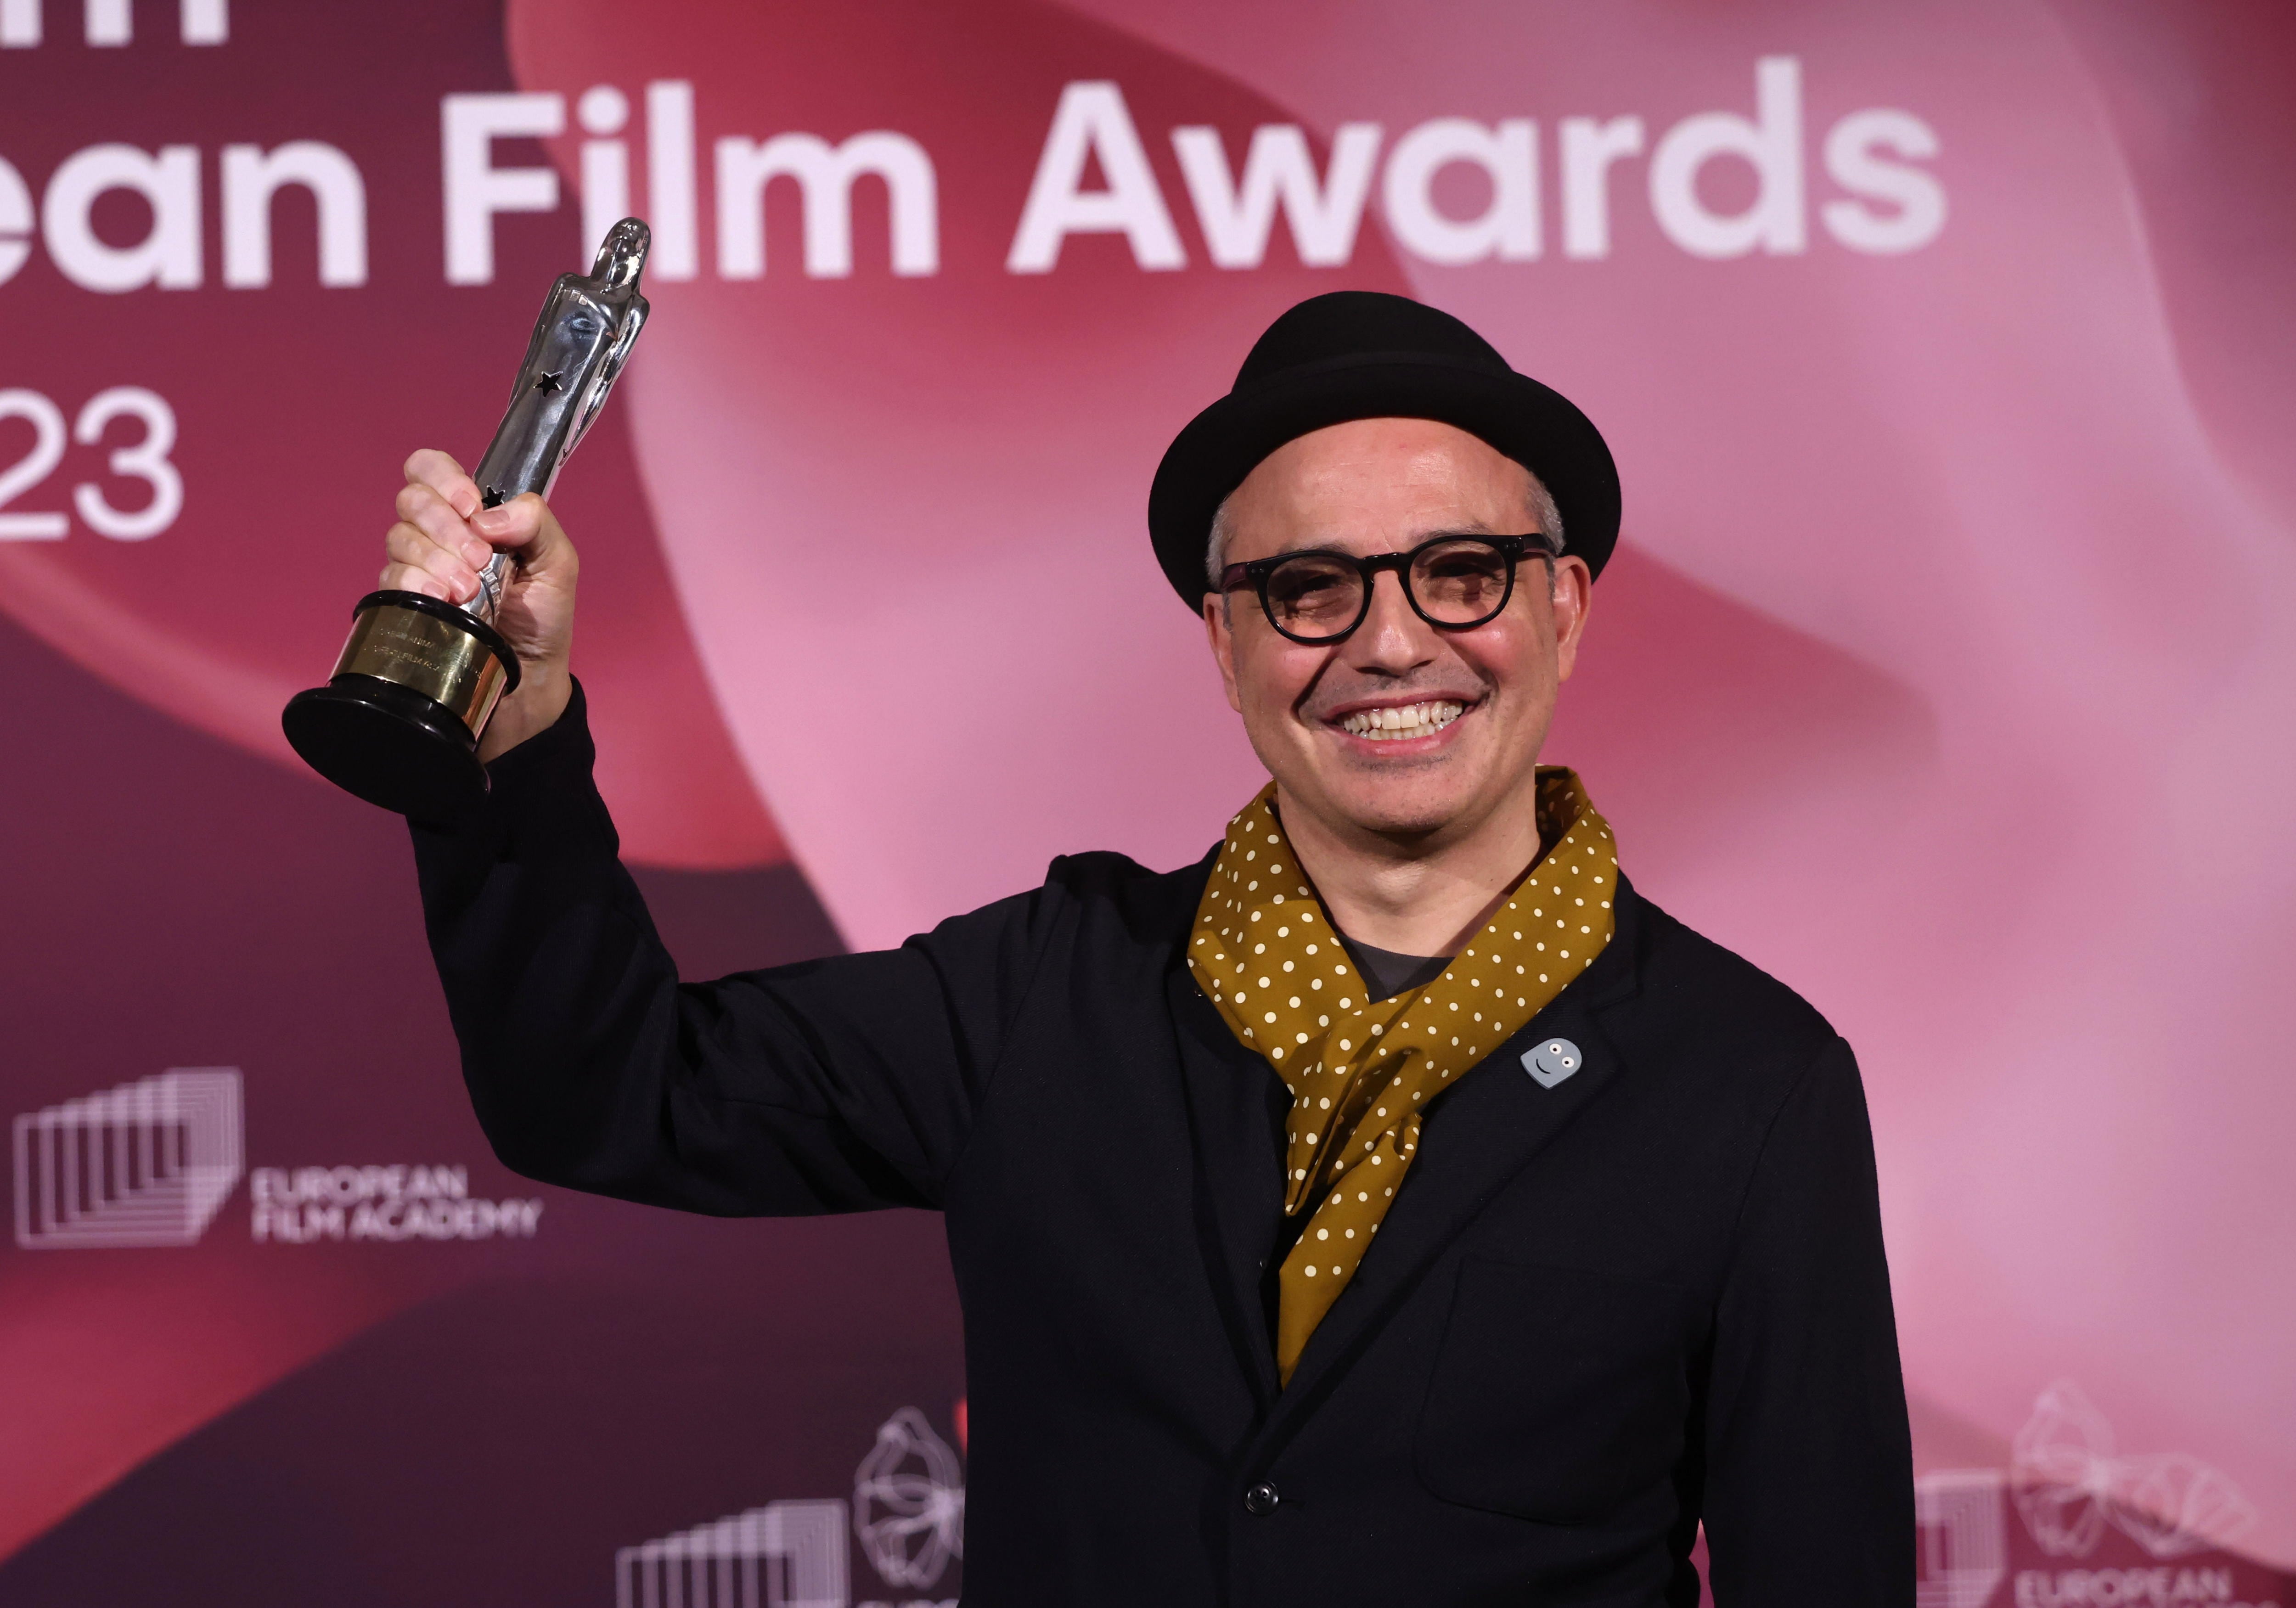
[
  {"xmin": 384, "ymin": 517, "xmax": 480, "ymax": 595},
  {"xmin": 383, "ymin": 520, "xmax": 480, "ymax": 603},
  {"xmin": 396, "ymin": 480, "xmax": 495, "ymax": 570},
  {"xmin": 380, "ymin": 562, "xmax": 443, "ymax": 600},
  {"xmin": 379, "ymin": 559, "xmax": 460, "ymax": 602},
  {"xmin": 470, "ymin": 493, "xmax": 575, "ymax": 579},
  {"xmin": 378, "ymin": 463, "xmax": 577, "ymax": 684},
  {"xmin": 404, "ymin": 448, "xmax": 480, "ymax": 520}
]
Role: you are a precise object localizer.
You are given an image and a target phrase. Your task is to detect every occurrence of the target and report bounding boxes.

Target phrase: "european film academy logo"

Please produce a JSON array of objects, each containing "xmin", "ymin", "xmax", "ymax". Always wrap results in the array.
[
  {"xmin": 1914, "ymin": 1382, "xmax": 2267, "ymax": 1608},
  {"xmin": 12, "ymin": 1068, "xmax": 245, "ymax": 1248},
  {"xmin": 616, "ymin": 1407, "xmax": 966, "ymax": 1608}
]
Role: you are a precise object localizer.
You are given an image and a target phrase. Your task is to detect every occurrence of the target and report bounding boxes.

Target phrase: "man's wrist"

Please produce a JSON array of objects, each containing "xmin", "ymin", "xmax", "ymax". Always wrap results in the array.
[{"xmin": 477, "ymin": 663, "xmax": 573, "ymax": 763}]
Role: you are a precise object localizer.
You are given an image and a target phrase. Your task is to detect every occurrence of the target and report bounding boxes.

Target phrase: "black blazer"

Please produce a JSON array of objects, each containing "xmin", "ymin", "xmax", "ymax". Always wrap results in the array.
[{"xmin": 412, "ymin": 685, "xmax": 1913, "ymax": 1606}]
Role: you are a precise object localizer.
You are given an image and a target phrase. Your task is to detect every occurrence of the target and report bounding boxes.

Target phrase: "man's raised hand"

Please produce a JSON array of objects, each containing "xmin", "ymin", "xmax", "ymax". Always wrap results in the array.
[{"xmin": 381, "ymin": 448, "xmax": 578, "ymax": 759}]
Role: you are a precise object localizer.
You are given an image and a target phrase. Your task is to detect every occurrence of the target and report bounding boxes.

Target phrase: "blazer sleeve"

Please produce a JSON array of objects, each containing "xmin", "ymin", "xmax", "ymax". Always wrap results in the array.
[
  {"xmin": 1700, "ymin": 1035, "xmax": 1915, "ymax": 1606},
  {"xmin": 406, "ymin": 680, "xmax": 1055, "ymax": 1217}
]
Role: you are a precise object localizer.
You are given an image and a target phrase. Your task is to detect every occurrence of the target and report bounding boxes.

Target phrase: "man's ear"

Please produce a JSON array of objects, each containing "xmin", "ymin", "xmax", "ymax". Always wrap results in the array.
[
  {"xmin": 1204, "ymin": 593, "xmax": 1245, "ymax": 713},
  {"xmin": 1549, "ymin": 556, "xmax": 1593, "ymax": 683}
]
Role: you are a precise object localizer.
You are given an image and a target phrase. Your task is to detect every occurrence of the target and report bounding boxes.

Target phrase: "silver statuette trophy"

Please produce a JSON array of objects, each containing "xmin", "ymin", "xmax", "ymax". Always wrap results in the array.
[{"xmin": 283, "ymin": 219, "xmax": 651, "ymax": 821}]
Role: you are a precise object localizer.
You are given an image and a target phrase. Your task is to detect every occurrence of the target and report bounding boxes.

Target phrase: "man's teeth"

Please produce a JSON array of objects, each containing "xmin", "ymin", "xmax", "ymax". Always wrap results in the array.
[{"xmin": 1339, "ymin": 700, "xmax": 1467, "ymax": 741}]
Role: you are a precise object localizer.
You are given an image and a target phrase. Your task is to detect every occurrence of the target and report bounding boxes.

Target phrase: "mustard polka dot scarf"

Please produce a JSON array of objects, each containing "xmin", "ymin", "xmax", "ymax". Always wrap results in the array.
[{"xmin": 1188, "ymin": 768, "xmax": 1619, "ymax": 1384}]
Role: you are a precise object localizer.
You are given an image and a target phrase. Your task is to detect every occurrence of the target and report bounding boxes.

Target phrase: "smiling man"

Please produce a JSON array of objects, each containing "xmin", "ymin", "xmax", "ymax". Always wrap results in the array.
[{"xmin": 389, "ymin": 291, "xmax": 1912, "ymax": 1604}]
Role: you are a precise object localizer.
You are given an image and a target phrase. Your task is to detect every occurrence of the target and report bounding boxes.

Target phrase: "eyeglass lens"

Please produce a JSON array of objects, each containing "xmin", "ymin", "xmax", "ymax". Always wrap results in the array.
[{"xmin": 1262, "ymin": 539, "xmax": 1515, "ymax": 639}]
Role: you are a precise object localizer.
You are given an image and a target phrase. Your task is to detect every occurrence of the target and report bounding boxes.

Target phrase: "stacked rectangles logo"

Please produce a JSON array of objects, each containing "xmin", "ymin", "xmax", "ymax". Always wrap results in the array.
[
  {"xmin": 1915, "ymin": 1469, "xmax": 2007, "ymax": 1608},
  {"xmin": 616, "ymin": 1500, "xmax": 849, "ymax": 1608},
  {"xmin": 13, "ymin": 1068, "xmax": 244, "ymax": 1248}
]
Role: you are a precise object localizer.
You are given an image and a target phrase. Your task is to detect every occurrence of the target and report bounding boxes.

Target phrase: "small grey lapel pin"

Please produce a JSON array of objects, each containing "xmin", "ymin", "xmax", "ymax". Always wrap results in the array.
[{"xmin": 1523, "ymin": 1037, "xmax": 1583, "ymax": 1089}]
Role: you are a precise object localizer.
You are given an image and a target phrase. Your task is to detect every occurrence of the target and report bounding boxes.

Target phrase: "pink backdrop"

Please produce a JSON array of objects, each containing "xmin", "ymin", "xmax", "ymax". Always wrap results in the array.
[{"xmin": 1, "ymin": 1, "xmax": 2289, "ymax": 1599}]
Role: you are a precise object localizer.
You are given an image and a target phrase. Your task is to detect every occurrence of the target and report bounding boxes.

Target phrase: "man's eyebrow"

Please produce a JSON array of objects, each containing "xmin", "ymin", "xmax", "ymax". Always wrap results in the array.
[{"xmin": 1259, "ymin": 523, "xmax": 1506, "ymax": 559}]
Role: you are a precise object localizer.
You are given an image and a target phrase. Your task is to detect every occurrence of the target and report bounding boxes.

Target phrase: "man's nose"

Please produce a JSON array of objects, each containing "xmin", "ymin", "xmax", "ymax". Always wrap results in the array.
[{"xmin": 1346, "ymin": 568, "xmax": 1439, "ymax": 672}]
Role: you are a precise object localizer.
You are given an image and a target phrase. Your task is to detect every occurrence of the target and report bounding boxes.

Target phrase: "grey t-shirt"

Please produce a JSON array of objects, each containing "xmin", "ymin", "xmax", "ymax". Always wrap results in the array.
[{"xmin": 1337, "ymin": 936, "xmax": 1452, "ymax": 1001}]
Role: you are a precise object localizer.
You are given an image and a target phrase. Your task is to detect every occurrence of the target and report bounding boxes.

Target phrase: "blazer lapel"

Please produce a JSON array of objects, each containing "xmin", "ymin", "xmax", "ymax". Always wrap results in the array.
[
  {"xmin": 1255, "ymin": 885, "xmax": 1651, "ymax": 1440},
  {"xmin": 1167, "ymin": 961, "xmax": 1289, "ymax": 1410}
]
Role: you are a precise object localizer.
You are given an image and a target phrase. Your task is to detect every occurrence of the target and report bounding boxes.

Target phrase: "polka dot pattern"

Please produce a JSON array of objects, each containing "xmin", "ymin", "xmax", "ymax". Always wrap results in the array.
[{"xmin": 1187, "ymin": 772, "xmax": 1619, "ymax": 1383}]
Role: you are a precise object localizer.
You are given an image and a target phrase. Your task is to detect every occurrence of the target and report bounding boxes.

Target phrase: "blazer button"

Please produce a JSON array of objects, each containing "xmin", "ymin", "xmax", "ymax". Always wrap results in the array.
[{"xmin": 1243, "ymin": 1482, "xmax": 1280, "ymax": 1516}]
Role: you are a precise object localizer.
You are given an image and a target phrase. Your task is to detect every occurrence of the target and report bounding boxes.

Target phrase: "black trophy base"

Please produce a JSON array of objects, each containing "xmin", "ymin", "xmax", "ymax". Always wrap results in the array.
[{"xmin": 282, "ymin": 674, "xmax": 489, "ymax": 824}]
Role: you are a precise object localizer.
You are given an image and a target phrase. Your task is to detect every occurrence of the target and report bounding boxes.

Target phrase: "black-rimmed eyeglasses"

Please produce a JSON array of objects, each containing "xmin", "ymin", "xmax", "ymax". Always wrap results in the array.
[{"xmin": 1217, "ymin": 534, "xmax": 1551, "ymax": 645}]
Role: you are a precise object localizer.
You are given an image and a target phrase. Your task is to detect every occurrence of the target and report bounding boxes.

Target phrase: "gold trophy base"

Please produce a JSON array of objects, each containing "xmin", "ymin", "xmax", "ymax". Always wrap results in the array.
[{"xmin": 282, "ymin": 591, "xmax": 520, "ymax": 822}]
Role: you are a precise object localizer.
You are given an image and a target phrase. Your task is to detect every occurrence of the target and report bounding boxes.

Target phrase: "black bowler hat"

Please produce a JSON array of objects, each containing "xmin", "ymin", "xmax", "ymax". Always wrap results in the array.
[{"xmin": 1148, "ymin": 291, "xmax": 1620, "ymax": 606}]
